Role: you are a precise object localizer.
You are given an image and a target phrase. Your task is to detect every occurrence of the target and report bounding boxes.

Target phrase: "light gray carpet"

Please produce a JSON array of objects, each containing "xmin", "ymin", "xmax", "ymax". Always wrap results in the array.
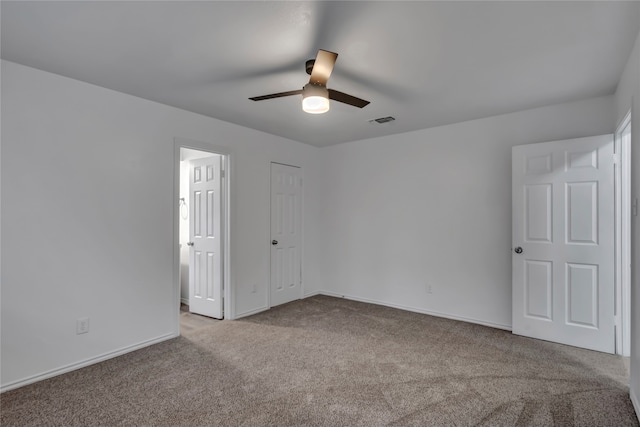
[{"xmin": 1, "ymin": 295, "xmax": 637, "ymax": 426}]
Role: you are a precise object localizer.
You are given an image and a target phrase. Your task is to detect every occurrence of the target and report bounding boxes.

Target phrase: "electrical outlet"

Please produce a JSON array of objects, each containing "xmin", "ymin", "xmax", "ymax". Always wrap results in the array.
[
  {"xmin": 76, "ymin": 317, "xmax": 90, "ymax": 335},
  {"xmin": 426, "ymin": 284, "xmax": 433, "ymax": 294},
  {"xmin": 251, "ymin": 283, "xmax": 257, "ymax": 294}
]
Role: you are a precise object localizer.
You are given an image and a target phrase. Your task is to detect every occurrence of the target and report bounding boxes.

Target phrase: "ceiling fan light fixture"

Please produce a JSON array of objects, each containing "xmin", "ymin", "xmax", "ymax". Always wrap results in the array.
[
  {"xmin": 302, "ymin": 83, "xmax": 330, "ymax": 114},
  {"xmin": 249, "ymin": 50, "xmax": 369, "ymax": 113}
]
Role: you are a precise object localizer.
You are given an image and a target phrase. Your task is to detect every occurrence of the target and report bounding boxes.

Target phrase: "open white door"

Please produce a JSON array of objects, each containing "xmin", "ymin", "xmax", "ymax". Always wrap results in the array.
[
  {"xmin": 188, "ymin": 155, "xmax": 223, "ymax": 319},
  {"xmin": 512, "ymin": 135, "xmax": 614, "ymax": 353},
  {"xmin": 270, "ymin": 163, "xmax": 302, "ymax": 307}
]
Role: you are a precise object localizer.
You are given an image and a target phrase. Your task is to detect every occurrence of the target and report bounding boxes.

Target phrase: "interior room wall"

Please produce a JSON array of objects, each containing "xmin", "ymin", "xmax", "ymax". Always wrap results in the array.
[
  {"xmin": 614, "ymin": 26, "xmax": 640, "ymax": 417},
  {"xmin": 318, "ymin": 95, "xmax": 614, "ymax": 329},
  {"xmin": 0, "ymin": 60, "xmax": 322, "ymax": 391}
]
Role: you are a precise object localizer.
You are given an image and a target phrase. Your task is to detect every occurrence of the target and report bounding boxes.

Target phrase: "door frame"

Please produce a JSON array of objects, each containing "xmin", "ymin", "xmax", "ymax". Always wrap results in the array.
[
  {"xmin": 268, "ymin": 161, "xmax": 304, "ymax": 309},
  {"xmin": 615, "ymin": 111, "xmax": 632, "ymax": 356},
  {"xmin": 173, "ymin": 138, "xmax": 234, "ymax": 330}
]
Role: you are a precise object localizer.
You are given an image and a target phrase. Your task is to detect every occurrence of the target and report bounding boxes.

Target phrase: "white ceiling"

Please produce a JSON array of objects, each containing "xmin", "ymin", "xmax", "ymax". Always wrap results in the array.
[{"xmin": 2, "ymin": 1, "xmax": 639, "ymax": 147}]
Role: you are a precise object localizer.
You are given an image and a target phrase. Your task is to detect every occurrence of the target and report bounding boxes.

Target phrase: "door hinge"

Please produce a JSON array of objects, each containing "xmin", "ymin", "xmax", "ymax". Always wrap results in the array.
[
  {"xmin": 221, "ymin": 170, "xmax": 225, "ymax": 178},
  {"xmin": 613, "ymin": 153, "xmax": 621, "ymax": 164}
]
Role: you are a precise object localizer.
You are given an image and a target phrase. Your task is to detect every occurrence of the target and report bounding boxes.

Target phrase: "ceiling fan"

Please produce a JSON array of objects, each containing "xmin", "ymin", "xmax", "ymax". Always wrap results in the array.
[{"xmin": 249, "ymin": 49, "xmax": 370, "ymax": 114}]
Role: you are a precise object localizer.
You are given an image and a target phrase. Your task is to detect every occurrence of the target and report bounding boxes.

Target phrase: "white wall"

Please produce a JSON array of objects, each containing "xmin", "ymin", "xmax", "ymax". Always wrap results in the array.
[
  {"xmin": 319, "ymin": 95, "xmax": 614, "ymax": 329},
  {"xmin": 615, "ymin": 26, "xmax": 640, "ymax": 417},
  {"xmin": 0, "ymin": 60, "xmax": 322, "ymax": 390}
]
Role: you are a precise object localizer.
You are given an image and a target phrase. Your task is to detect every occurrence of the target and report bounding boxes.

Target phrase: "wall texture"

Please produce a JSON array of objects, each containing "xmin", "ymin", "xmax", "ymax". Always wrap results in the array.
[
  {"xmin": 319, "ymin": 95, "xmax": 614, "ymax": 329},
  {"xmin": 0, "ymin": 60, "xmax": 322, "ymax": 390},
  {"xmin": 615, "ymin": 26, "xmax": 640, "ymax": 417}
]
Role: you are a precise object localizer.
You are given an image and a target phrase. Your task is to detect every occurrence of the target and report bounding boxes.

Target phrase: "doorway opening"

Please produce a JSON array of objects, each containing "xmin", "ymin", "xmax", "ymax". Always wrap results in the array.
[{"xmin": 174, "ymin": 139, "xmax": 232, "ymax": 327}]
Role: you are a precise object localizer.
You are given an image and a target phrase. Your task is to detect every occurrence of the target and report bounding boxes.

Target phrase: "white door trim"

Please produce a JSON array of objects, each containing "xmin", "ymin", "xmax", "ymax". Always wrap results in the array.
[
  {"xmin": 173, "ymin": 138, "xmax": 234, "ymax": 326},
  {"xmin": 615, "ymin": 111, "xmax": 632, "ymax": 356}
]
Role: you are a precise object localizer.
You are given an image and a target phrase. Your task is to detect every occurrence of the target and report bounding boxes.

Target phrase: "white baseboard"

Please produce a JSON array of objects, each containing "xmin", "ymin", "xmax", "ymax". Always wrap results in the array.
[
  {"xmin": 234, "ymin": 306, "xmax": 269, "ymax": 320},
  {"xmin": 631, "ymin": 387, "xmax": 640, "ymax": 422},
  {"xmin": 0, "ymin": 332, "xmax": 178, "ymax": 393},
  {"xmin": 303, "ymin": 290, "xmax": 322, "ymax": 298},
  {"xmin": 180, "ymin": 298, "xmax": 189, "ymax": 306},
  {"xmin": 315, "ymin": 291, "xmax": 512, "ymax": 331}
]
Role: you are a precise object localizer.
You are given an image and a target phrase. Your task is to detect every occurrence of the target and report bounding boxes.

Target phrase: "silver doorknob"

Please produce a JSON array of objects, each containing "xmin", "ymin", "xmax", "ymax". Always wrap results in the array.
[
  {"xmin": 514, "ymin": 246, "xmax": 523, "ymax": 254},
  {"xmin": 272, "ymin": 240, "xmax": 278, "ymax": 245},
  {"xmin": 187, "ymin": 242, "xmax": 194, "ymax": 247}
]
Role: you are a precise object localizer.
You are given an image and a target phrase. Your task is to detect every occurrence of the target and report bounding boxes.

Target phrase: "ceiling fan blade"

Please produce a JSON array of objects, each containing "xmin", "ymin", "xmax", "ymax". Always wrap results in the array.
[
  {"xmin": 328, "ymin": 89, "xmax": 370, "ymax": 108},
  {"xmin": 309, "ymin": 49, "xmax": 338, "ymax": 85},
  {"xmin": 249, "ymin": 89, "xmax": 303, "ymax": 101}
]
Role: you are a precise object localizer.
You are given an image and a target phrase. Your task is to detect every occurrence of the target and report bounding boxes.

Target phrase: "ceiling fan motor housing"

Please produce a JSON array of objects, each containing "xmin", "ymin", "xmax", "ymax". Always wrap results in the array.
[
  {"xmin": 303, "ymin": 83, "xmax": 328, "ymax": 97},
  {"xmin": 305, "ymin": 59, "xmax": 315, "ymax": 75}
]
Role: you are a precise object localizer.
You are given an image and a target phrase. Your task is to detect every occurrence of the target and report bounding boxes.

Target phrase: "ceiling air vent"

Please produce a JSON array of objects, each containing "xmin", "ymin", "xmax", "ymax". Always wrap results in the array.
[{"xmin": 369, "ymin": 116, "xmax": 395, "ymax": 124}]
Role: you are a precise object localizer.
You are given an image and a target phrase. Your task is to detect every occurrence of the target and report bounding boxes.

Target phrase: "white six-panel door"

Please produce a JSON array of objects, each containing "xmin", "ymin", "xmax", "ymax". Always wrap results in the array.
[
  {"xmin": 270, "ymin": 163, "xmax": 302, "ymax": 307},
  {"xmin": 512, "ymin": 135, "xmax": 614, "ymax": 353},
  {"xmin": 189, "ymin": 156, "xmax": 223, "ymax": 319}
]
